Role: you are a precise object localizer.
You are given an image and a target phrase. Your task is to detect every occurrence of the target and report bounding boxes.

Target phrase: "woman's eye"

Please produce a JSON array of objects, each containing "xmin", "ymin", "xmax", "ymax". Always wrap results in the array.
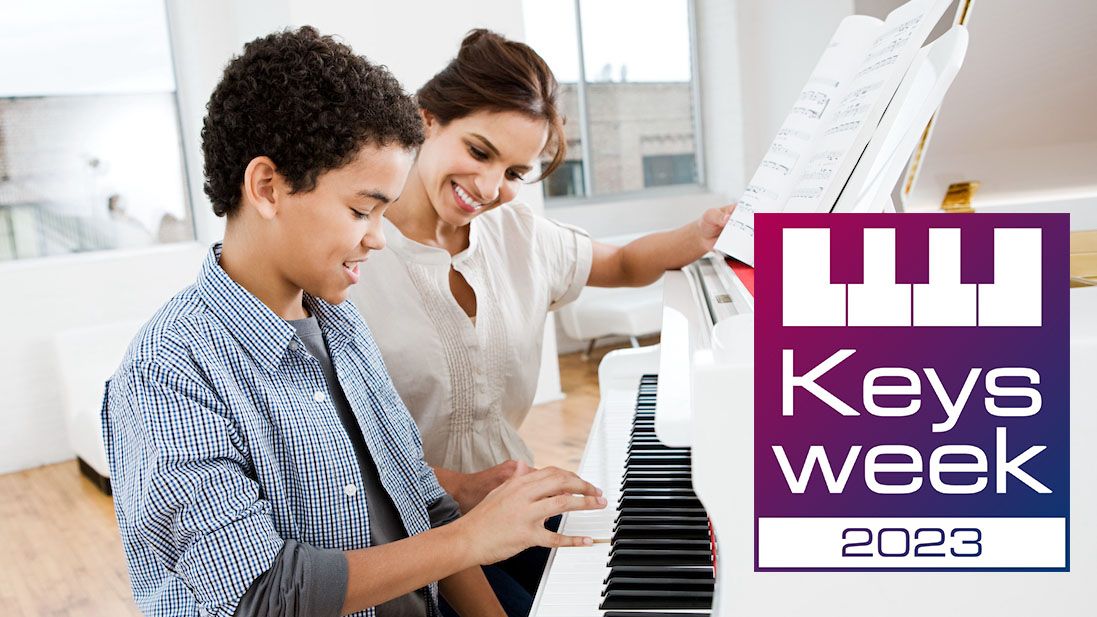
[
  {"xmin": 469, "ymin": 146, "xmax": 488, "ymax": 161},
  {"xmin": 506, "ymin": 170, "xmax": 526, "ymax": 181}
]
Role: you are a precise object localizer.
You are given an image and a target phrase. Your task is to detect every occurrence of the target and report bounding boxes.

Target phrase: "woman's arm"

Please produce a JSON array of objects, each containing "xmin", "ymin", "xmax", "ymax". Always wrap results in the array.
[
  {"xmin": 587, "ymin": 205, "xmax": 734, "ymax": 288},
  {"xmin": 439, "ymin": 566, "xmax": 507, "ymax": 617},
  {"xmin": 433, "ymin": 460, "xmax": 530, "ymax": 513}
]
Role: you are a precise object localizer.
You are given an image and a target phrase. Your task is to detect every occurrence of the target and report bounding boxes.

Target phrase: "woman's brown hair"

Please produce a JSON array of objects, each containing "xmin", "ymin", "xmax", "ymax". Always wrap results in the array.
[{"xmin": 416, "ymin": 29, "xmax": 567, "ymax": 179}]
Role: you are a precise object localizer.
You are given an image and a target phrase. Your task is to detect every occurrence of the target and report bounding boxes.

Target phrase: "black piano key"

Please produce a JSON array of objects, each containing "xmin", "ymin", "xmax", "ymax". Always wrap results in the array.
[
  {"xmin": 605, "ymin": 565, "xmax": 714, "ymax": 582},
  {"xmin": 619, "ymin": 495, "xmax": 703, "ymax": 509},
  {"xmin": 599, "ymin": 589, "xmax": 714, "ymax": 610},
  {"xmin": 610, "ymin": 539, "xmax": 712, "ymax": 553},
  {"xmin": 614, "ymin": 516, "xmax": 709, "ymax": 529},
  {"xmin": 607, "ymin": 549, "xmax": 713, "ymax": 566},
  {"xmin": 604, "ymin": 613, "xmax": 709, "ymax": 617},
  {"xmin": 603, "ymin": 576, "xmax": 715, "ymax": 593},
  {"xmin": 613, "ymin": 524, "xmax": 711, "ymax": 539},
  {"xmin": 616, "ymin": 505, "xmax": 708, "ymax": 515}
]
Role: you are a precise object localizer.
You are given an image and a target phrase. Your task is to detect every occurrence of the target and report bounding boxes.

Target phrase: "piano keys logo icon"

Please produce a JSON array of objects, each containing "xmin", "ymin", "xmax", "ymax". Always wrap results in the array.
[
  {"xmin": 782, "ymin": 227, "xmax": 1042, "ymax": 327},
  {"xmin": 753, "ymin": 213, "xmax": 1070, "ymax": 573}
]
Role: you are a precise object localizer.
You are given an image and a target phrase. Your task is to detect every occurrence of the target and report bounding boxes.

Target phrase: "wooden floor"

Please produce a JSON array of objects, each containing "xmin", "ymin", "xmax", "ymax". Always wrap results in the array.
[{"xmin": 0, "ymin": 338, "xmax": 652, "ymax": 615}]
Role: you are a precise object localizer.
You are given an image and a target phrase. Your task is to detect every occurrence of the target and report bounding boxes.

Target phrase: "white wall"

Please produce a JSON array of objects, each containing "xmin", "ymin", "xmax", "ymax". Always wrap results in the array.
[{"xmin": 735, "ymin": 0, "xmax": 855, "ymax": 172}]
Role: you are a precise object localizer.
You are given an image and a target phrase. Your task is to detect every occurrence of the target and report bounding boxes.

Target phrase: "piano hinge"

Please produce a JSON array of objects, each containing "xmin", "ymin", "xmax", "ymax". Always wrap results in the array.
[{"xmin": 940, "ymin": 181, "xmax": 979, "ymax": 213}]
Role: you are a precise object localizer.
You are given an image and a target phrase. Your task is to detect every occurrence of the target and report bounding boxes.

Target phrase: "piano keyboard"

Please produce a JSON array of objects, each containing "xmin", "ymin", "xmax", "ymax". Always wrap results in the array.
[{"xmin": 531, "ymin": 374, "xmax": 714, "ymax": 616}]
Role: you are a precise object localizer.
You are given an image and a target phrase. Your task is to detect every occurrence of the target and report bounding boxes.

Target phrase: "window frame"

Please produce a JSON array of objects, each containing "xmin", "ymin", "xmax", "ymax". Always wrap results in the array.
[{"xmin": 542, "ymin": 0, "xmax": 707, "ymax": 206}]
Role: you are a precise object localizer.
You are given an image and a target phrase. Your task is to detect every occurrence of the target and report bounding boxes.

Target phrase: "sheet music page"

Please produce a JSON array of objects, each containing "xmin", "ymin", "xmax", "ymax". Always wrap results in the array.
[
  {"xmin": 783, "ymin": 0, "xmax": 953, "ymax": 213},
  {"xmin": 715, "ymin": 15, "xmax": 881, "ymax": 266}
]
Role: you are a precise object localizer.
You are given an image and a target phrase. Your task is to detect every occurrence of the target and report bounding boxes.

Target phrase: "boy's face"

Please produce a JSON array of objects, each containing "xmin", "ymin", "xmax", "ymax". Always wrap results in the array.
[{"xmin": 271, "ymin": 143, "xmax": 414, "ymax": 305}]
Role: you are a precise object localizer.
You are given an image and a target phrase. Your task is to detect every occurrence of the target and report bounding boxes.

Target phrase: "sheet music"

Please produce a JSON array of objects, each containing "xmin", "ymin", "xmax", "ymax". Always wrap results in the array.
[
  {"xmin": 785, "ymin": 0, "xmax": 950, "ymax": 213},
  {"xmin": 716, "ymin": 16, "xmax": 880, "ymax": 266},
  {"xmin": 716, "ymin": 0, "xmax": 954, "ymax": 265}
]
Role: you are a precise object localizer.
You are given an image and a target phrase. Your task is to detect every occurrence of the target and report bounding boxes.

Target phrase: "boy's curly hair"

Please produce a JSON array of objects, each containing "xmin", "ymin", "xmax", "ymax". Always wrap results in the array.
[{"xmin": 201, "ymin": 26, "xmax": 423, "ymax": 217}]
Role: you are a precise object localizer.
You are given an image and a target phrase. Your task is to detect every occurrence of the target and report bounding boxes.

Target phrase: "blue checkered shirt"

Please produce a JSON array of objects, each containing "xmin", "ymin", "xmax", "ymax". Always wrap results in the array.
[{"xmin": 102, "ymin": 244, "xmax": 447, "ymax": 617}]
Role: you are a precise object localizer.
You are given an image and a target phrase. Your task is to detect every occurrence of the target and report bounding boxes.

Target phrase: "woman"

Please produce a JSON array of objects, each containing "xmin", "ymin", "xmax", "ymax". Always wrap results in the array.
[{"xmin": 350, "ymin": 29, "xmax": 731, "ymax": 612}]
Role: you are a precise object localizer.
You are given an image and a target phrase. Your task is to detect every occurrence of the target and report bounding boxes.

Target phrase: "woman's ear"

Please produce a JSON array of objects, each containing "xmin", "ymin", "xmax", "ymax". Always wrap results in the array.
[
  {"xmin": 420, "ymin": 108, "xmax": 439, "ymax": 137},
  {"xmin": 242, "ymin": 156, "xmax": 279, "ymax": 220}
]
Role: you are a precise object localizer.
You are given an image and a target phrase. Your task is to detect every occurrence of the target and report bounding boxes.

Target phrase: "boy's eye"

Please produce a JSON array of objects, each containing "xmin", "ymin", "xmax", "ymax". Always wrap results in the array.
[{"xmin": 351, "ymin": 208, "xmax": 370, "ymax": 220}]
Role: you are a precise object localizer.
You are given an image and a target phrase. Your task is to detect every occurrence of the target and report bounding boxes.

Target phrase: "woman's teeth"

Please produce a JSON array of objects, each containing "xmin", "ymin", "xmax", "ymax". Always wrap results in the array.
[{"xmin": 453, "ymin": 183, "xmax": 483, "ymax": 210}]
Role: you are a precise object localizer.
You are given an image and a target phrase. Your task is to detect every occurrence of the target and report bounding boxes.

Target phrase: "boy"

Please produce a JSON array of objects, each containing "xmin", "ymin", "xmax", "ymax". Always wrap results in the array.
[{"xmin": 103, "ymin": 26, "xmax": 603, "ymax": 617}]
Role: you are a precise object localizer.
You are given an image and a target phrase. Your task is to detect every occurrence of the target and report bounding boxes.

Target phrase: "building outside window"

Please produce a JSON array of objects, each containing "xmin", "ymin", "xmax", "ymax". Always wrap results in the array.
[
  {"xmin": 523, "ymin": 0, "xmax": 703, "ymax": 202},
  {"xmin": 0, "ymin": 0, "xmax": 192, "ymax": 262}
]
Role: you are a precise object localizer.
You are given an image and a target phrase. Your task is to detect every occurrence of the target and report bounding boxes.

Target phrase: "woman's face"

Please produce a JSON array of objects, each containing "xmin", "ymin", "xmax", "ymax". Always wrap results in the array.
[{"xmin": 416, "ymin": 109, "xmax": 550, "ymax": 226}]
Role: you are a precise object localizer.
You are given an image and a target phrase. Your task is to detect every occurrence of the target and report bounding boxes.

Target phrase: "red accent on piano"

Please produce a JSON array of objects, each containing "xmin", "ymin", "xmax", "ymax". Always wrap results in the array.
[{"xmin": 726, "ymin": 257, "xmax": 755, "ymax": 298}]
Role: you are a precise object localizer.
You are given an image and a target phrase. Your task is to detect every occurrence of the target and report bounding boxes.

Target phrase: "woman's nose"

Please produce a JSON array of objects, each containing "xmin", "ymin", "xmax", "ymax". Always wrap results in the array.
[{"xmin": 475, "ymin": 173, "xmax": 502, "ymax": 204}]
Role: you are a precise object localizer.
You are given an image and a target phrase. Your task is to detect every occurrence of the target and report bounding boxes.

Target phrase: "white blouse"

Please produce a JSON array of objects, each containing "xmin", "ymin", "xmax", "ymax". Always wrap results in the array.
[{"xmin": 350, "ymin": 203, "xmax": 593, "ymax": 474}]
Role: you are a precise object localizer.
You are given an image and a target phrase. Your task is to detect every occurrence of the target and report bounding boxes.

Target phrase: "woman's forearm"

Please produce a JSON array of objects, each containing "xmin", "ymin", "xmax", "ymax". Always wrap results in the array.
[
  {"xmin": 619, "ymin": 224, "xmax": 710, "ymax": 286},
  {"xmin": 439, "ymin": 565, "xmax": 507, "ymax": 617},
  {"xmin": 588, "ymin": 205, "xmax": 732, "ymax": 288}
]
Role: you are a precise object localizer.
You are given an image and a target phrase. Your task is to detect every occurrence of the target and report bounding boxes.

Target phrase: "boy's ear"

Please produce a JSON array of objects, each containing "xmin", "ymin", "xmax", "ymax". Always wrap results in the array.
[{"xmin": 242, "ymin": 156, "xmax": 280, "ymax": 220}]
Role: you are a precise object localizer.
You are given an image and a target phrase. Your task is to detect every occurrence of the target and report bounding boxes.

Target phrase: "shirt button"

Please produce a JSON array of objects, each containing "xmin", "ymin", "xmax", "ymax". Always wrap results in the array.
[
  {"xmin": 343, "ymin": 483, "xmax": 358, "ymax": 497},
  {"xmin": 289, "ymin": 341, "xmax": 298, "ymax": 351},
  {"xmin": 313, "ymin": 390, "xmax": 326, "ymax": 403}
]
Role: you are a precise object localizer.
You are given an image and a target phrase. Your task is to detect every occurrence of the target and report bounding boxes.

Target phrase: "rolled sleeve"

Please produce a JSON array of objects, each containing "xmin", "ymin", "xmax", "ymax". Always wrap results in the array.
[
  {"xmin": 109, "ymin": 359, "xmax": 285, "ymax": 617},
  {"xmin": 426, "ymin": 493, "xmax": 461, "ymax": 528},
  {"xmin": 234, "ymin": 540, "xmax": 347, "ymax": 617},
  {"xmin": 538, "ymin": 217, "xmax": 594, "ymax": 311}
]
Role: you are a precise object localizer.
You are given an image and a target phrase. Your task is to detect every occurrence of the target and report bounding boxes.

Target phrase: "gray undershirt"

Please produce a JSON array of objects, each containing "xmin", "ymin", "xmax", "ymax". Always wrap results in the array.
[{"xmin": 235, "ymin": 316, "xmax": 460, "ymax": 617}]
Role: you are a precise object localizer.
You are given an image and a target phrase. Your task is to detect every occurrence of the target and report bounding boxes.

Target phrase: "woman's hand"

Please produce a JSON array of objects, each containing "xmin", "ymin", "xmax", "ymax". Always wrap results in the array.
[
  {"xmin": 696, "ymin": 203, "xmax": 735, "ymax": 252},
  {"xmin": 454, "ymin": 466, "xmax": 607, "ymax": 565},
  {"xmin": 440, "ymin": 460, "xmax": 531, "ymax": 513}
]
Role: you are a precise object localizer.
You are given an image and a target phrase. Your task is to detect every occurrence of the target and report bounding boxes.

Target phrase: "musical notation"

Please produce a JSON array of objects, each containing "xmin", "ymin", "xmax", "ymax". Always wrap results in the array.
[
  {"xmin": 776, "ymin": 128, "xmax": 813, "ymax": 142},
  {"xmin": 872, "ymin": 16, "xmax": 920, "ymax": 48},
  {"xmin": 743, "ymin": 183, "xmax": 778, "ymax": 202},
  {"xmin": 855, "ymin": 54, "xmax": 899, "ymax": 79},
  {"xmin": 760, "ymin": 159, "xmax": 794, "ymax": 176},
  {"xmin": 789, "ymin": 186, "xmax": 824, "ymax": 200},
  {"xmin": 791, "ymin": 90, "xmax": 832, "ymax": 119},
  {"xmin": 823, "ymin": 121, "xmax": 861, "ymax": 136}
]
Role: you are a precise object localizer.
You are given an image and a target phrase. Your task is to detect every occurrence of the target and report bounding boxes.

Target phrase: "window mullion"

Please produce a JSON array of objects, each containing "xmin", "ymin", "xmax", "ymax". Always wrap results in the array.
[
  {"xmin": 687, "ymin": 0, "xmax": 706, "ymax": 188},
  {"xmin": 572, "ymin": 0, "xmax": 595, "ymax": 197}
]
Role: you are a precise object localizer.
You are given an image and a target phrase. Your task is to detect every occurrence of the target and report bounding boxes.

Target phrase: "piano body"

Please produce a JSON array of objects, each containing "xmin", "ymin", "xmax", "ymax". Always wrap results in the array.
[{"xmin": 532, "ymin": 1, "xmax": 1096, "ymax": 615}]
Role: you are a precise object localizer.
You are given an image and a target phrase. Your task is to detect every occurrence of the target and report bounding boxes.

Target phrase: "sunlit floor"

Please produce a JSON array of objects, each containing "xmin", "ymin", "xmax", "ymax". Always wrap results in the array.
[{"xmin": 0, "ymin": 337, "xmax": 654, "ymax": 616}]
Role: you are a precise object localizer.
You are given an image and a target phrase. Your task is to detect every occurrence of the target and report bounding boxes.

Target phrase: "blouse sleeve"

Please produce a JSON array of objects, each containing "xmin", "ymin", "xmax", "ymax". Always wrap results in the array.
[{"xmin": 522, "ymin": 205, "xmax": 593, "ymax": 311}]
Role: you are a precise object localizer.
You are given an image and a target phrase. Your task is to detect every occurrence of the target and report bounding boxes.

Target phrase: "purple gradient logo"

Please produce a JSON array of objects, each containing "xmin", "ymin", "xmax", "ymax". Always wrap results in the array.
[{"xmin": 754, "ymin": 214, "xmax": 1069, "ymax": 572}]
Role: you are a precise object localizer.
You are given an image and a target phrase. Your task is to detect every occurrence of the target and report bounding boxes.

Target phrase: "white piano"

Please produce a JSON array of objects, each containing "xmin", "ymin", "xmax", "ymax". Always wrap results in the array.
[{"xmin": 531, "ymin": 1, "xmax": 1097, "ymax": 615}]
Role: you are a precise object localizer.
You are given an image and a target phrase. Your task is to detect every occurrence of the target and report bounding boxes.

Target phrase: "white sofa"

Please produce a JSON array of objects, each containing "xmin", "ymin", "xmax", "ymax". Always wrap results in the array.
[{"xmin": 53, "ymin": 319, "xmax": 144, "ymax": 492}]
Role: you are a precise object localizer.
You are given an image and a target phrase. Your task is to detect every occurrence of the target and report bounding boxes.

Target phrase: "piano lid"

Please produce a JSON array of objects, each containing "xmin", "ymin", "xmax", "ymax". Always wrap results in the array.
[{"xmin": 901, "ymin": 0, "xmax": 1097, "ymax": 225}]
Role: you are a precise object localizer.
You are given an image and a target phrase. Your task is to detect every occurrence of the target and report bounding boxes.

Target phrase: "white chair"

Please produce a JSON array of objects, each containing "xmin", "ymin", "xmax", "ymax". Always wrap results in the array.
[
  {"xmin": 557, "ymin": 277, "xmax": 664, "ymax": 358},
  {"xmin": 53, "ymin": 320, "xmax": 144, "ymax": 493}
]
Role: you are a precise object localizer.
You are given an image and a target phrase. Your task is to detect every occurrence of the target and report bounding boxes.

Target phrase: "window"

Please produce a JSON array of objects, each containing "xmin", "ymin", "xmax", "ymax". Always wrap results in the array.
[
  {"xmin": 643, "ymin": 153, "xmax": 698, "ymax": 188},
  {"xmin": 545, "ymin": 160, "xmax": 586, "ymax": 198},
  {"xmin": 0, "ymin": 0, "xmax": 192, "ymax": 262},
  {"xmin": 523, "ymin": 0, "xmax": 703, "ymax": 203}
]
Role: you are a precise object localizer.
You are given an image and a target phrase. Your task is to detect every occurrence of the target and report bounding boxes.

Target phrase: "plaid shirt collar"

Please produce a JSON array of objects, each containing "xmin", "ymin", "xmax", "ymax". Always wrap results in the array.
[{"xmin": 196, "ymin": 242, "xmax": 362, "ymax": 374}]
